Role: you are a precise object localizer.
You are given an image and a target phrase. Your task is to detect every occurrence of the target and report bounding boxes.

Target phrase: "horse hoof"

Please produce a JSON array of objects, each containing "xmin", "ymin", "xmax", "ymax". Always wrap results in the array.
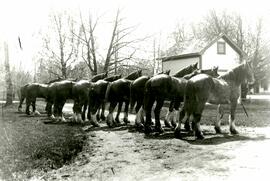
[
  {"xmin": 90, "ymin": 120, "xmax": 100, "ymax": 127},
  {"xmin": 115, "ymin": 118, "xmax": 121, "ymax": 124},
  {"xmin": 135, "ymin": 123, "xmax": 144, "ymax": 132},
  {"xmin": 174, "ymin": 129, "xmax": 182, "ymax": 139},
  {"xmin": 100, "ymin": 115, "xmax": 106, "ymax": 121},
  {"xmin": 106, "ymin": 120, "xmax": 113, "ymax": 128},
  {"xmin": 123, "ymin": 118, "xmax": 130, "ymax": 124},
  {"xmin": 230, "ymin": 129, "xmax": 239, "ymax": 135},
  {"xmin": 171, "ymin": 121, "xmax": 177, "ymax": 129},
  {"xmin": 96, "ymin": 114, "xmax": 100, "ymax": 121},
  {"xmin": 184, "ymin": 123, "xmax": 191, "ymax": 132},
  {"xmin": 214, "ymin": 126, "xmax": 223, "ymax": 134},
  {"xmin": 196, "ymin": 132, "xmax": 205, "ymax": 140},
  {"xmin": 114, "ymin": 121, "xmax": 121, "ymax": 127},
  {"xmin": 144, "ymin": 126, "xmax": 153, "ymax": 135},
  {"xmin": 154, "ymin": 126, "xmax": 164, "ymax": 133},
  {"xmin": 164, "ymin": 120, "xmax": 172, "ymax": 128}
]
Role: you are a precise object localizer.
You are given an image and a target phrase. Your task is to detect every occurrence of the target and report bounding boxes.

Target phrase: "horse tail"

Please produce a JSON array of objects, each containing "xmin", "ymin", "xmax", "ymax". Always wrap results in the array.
[
  {"xmin": 129, "ymin": 83, "xmax": 134, "ymax": 111},
  {"xmin": 183, "ymin": 80, "xmax": 197, "ymax": 113},
  {"xmin": 105, "ymin": 82, "xmax": 112, "ymax": 102},
  {"xmin": 143, "ymin": 80, "xmax": 152, "ymax": 110}
]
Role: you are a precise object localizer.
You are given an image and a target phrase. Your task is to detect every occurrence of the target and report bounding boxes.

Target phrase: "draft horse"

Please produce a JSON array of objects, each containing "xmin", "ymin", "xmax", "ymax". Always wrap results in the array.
[
  {"xmin": 72, "ymin": 72, "xmax": 108, "ymax": 123},
  {"xmin": 143, "ymin": 66, "xmax": 220, "ymax": 134},
  {"xmin": 133, "ymin": 63, "xmax": 198, "ymax": 129},
  {"xmin": 87, "ymin": 74, "xmax": 122, "ymax": 126},
  {"xmin": 174, "ymin": 61, "xmax": 255, "ymax": 140},
  {"xmin": 46, "ymin": 80, "xmax": 76, "ymax": 122},
  {"xmin": 17, "ymin": 77, "xmax": 63, "ymax": 115},
  {"xmin": 105, "ymin": 70, "xmax": 142, "ymax": 127},
  {"xmin": 165, "ymin": 66, "xmax": 219, "ymax": 130}
]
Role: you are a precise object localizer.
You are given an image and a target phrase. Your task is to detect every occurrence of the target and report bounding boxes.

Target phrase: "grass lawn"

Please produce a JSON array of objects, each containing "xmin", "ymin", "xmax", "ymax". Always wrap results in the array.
[{"xmin": 0, "ymin": 103, "xmax": 87, "ymax": 180}]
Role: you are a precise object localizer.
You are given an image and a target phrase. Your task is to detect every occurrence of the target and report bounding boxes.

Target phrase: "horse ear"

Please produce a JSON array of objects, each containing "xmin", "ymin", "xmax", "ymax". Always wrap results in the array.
[
  {"xmin": 194, "ymin": 62, "xmax": 198, "ymax": 68},
  {"xmin": 167, "ymin": 70, "xmax": 171, "ymax": 75}
]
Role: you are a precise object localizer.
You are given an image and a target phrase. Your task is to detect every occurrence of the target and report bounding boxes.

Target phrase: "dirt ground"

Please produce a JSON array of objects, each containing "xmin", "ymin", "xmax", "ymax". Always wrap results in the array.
[
  {"xmin": 1, "ymin": 101, "xmax": 270, "ymax": 181},
  {"xmin": 41, "ymin": 103, "xmax": 270, "ymax": 181}
]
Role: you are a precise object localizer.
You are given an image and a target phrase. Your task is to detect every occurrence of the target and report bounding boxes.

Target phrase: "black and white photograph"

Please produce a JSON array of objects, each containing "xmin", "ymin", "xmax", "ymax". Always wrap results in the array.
[{"xmin": 0, "ymin": 0, "xmax": 270, "ymax": 180}]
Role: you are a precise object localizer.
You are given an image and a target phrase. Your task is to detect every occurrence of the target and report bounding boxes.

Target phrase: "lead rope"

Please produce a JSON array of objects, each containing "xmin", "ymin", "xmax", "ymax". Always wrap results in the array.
[{"xmin": 241, "ymin": 101, "xmax": 249, "ymax": 117}]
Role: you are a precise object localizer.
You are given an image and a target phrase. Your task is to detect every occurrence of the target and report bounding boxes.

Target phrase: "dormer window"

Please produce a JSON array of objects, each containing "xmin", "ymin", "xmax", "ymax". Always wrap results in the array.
[{"xmin": 217, "ymin": 42, "xmax": 226, "ymax": 54}]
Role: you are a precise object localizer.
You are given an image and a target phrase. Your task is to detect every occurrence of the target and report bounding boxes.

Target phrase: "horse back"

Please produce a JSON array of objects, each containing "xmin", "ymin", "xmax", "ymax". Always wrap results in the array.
[
  {"xmin": 208, "ymin": 78, "xmax": 238, "ymax": 104},
  {"xmin": 106, "ymin": 79, "xmax": 132, "ymax": 101},
  {"xmin": 49, "ymin": 80, "xmax": 75, "ymax": 99}
]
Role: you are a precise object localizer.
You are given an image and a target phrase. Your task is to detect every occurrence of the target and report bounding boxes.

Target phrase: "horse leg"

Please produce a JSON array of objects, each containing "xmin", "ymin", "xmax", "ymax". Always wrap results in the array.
[
  {"xmin": 144, "ymin": 93, "xmax": 155, "ymax": 134},
  {"xmin": 106, "ymin": 101, "xmax": 117, "ymax": 127},
  {"xmin": 96, "ymin": 108, "xmax": 101, "ymax": 121},
  {"xmin": 123, "ymin": 100, "xmax": 130, "ymax": 124},
  {"xmin": 89, "ymin": 109, "xmax": 101, "ymax": 127},
  {"xmin": 135, "ymin": 99, "xmax": 144, "ymax": 128},
  {"xmin": 129, "ymin": 96, "xmax": 136, "ymax": 114},
  {"xmin": 33, "ymin": 99, "xmax": 41, "ymax": 116},
  {"xmin": 59, "ymin": 101, "xmax": 67, "ymax": 122},
  {"xmin": 154, "ymin": 98, "xmax": 165, "ymax": 133},
  {"xmin": 171, "ymin": 100, "xmax": 181, "ymax": 128},
  {"xmin": 47, "ymin": 101, "xmax": 53, "ymax": 117},
  {"xmin": 193, "ymin": 113, "xmax": 204, "ymax": 140},
  {"xmin": 164, "ymin": 101, "xmax": 174, "ymax": 128},
  {"xmin": 72, "ymin": 100, "xmax": 79, "ymax": 122},
  {"xmin": 100, "ymin": 102, "xmax": 106, "ymax": 121},
  {"xmin": 174, "ymin": 109, "xmax": 186, "ymax": 139},
  {"xmin": 215, "ymin": 104, "xmax": 224, "ymax": 134},
  {"xmin": 229, "ymin": 101, "xmax": 239, "ymax": 135},
  {"xmin": 52, "ymin": 101, "xmax": 58, "ymax": 121},
  {"xmin": 25, "ymin": 98, "xmax": 31, "ymax": 115},
  {"xmin": 45, "ymin": 102, "xmax": 49, "ymax": 113},
  {"xmin": 81, "ymin": 102, "xmax": 88, "ymax": 122},
  {"xmin": 18, "ymin": 97, "xmax": 25, "ymax": 112},
  {"xmin": 115, "ymin": 101, "xmax": 123, "ymax": 125}
]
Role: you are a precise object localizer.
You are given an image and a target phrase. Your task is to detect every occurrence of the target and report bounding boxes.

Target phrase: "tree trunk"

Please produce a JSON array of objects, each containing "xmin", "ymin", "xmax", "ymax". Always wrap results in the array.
[{"xmin": 4, "ymin": 42, "xmax": 13, "ymax": 106}]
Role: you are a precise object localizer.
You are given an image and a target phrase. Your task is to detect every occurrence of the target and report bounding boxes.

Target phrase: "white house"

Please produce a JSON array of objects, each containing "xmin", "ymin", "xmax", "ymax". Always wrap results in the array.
[{"xmin": 161, "ymin": 34, "xmax": 246, "ymax": 76}]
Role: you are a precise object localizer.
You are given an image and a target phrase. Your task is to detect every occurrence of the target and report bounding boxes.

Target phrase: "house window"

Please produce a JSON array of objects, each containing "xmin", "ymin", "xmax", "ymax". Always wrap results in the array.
[{"xmin": 217, "ymin": 42, "xmax": 226, "ymax": 54}]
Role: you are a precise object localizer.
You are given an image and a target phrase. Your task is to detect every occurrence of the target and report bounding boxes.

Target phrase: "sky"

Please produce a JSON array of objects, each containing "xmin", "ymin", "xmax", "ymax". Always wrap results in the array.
[{"xmin": 0, "ymin": 0, "xmax": 270, "ymax": 73}]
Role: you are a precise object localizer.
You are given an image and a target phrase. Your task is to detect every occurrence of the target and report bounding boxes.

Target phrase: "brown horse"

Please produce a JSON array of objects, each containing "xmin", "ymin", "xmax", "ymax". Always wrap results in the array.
[
  {"xmin": 132, "ymin": 64, "xmax": 198, "ymax": 130},
  {"xmin": 174, "ymin": 61, "xmax": 255, "ymax": 140},
  {"xmin": 165, "ymin": 66, "xmax": 219, "ymax": 130},
  {"xmin": 72, "ymin": 72, "xmax": 109, "ymax": 123},
  {"xmin": 17, "ymin": 77, "xmax": 64, "ymax": 115},
  {"xmin": 105, "ymin": 70, "xmax": 142, "ymax": 127}
]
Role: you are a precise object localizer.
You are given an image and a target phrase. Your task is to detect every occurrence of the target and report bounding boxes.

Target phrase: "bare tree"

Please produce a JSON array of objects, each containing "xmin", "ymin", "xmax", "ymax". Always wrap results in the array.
[
  {"xmin": 103, "ymin": 9, "xmax": 139, "ymax": 73},
  {"xmin": 40, "ymin": 12, "xmax": 80, "ymax": 79},
  {"xmin": 4, "ymin": 42, "xmax": 13, "ymax": 106},
  {"xmin": 74, "ymin": 12, "xmax": 99, "ymax": 76}
]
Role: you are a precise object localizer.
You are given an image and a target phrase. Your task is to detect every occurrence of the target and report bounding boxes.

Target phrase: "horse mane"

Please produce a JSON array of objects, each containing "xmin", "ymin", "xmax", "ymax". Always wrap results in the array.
[
  {"xmin": 173, "ymin": 62, "xmax": 198, "ymax": 77},
  {"xmin": 45, "ymin": 77, "xmax": 64, "ymax": 84},
  {"xmin": 91, "ymin": 72, "xmax": 108, "ymax": 82},
  {"xmin": 219, "ymin": 63, "xmax": 247, "ymax": 84},
  {"xmin": 124, "ymin": 70, "xmax": 142, "ymax": 80},
  {"xmin": 104, "ymin": 74, "xmax": 122, "ymax": 82}
]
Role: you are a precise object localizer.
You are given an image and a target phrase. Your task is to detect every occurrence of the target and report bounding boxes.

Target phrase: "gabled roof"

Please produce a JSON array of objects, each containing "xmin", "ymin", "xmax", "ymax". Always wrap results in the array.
[{"xmin": 160, "ymin": 33, "xmax": 247, "ymax": 62}]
